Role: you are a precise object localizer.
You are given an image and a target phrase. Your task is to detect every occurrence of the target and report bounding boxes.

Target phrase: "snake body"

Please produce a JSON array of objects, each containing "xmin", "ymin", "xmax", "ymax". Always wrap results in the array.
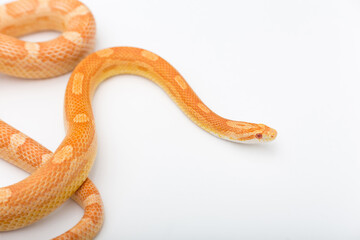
[
  {"xmin": 0, "ymin": 0, "xmax": 95, "ymax": 78},
  {"xmin": 0, "ymin": 121, "xmax": 104, "ymax": 239},
  {"xmin": 0, "ymin": 0, "xmax": 277, "ymax": 239},
  {"xmin": 0, "ymin": 0, "xmax": 103, "ymax": 238}
]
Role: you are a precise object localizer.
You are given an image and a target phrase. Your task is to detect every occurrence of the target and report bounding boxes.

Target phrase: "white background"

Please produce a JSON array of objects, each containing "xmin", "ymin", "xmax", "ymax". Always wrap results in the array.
[{"xmin": 1, "ymin": 0, "xmax": 360, "ymax": 239}]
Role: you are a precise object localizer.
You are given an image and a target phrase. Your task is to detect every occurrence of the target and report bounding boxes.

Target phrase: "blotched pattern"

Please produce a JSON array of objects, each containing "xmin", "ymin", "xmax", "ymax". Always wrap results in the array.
[
  {"xmin": 0, "ymin": 0, "xmax": 103, "ymax": 239},
  {"xmin": 0, "ymin": 121, "xmax": 104, "ymax": 240},
  {"xmin": 0, "ymin": 0, "xmax": 96, "ymax": 78}
]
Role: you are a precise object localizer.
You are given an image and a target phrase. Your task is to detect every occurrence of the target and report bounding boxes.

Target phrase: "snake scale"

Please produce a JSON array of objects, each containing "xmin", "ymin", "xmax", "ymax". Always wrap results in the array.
[{"xmin": 0, "ymin": 0, "xmax": 277, "ymax": 239}]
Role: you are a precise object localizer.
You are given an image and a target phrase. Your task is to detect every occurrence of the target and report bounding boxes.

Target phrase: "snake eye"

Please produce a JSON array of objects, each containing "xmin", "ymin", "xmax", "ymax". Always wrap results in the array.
[{"xmin": 255, "ymin": 133, "xmax": 263, "ymax": 139}]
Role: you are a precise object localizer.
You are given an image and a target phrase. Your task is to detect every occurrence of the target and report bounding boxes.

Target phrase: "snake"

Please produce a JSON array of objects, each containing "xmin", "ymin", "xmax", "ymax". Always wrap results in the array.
[{"xmin": 0, "ymin": 0, "xmax": 277, "ymax": 239}]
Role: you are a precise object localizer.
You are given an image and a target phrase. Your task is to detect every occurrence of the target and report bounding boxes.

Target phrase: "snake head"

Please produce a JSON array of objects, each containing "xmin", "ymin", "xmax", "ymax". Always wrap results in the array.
[
  {"xmin": 224, "ymin": 121, "xmax": 277, "ymax": 143},
  {"xmin": 252, "ymin": 124, "xmax": 277, "ymax": 143}
]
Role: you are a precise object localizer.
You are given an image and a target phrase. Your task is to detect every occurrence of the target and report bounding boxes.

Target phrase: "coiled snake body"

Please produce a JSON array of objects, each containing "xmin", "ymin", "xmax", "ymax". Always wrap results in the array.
[{"xmin": 0, "ymin": 0, "xmax": 277, "ymax": 239}]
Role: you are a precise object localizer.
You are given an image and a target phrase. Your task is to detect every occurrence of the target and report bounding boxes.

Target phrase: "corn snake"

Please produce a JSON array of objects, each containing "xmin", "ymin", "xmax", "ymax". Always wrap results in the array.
[{"xmin": 0, "ymin": 0, "xmax": 277, "ymax": 239}]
